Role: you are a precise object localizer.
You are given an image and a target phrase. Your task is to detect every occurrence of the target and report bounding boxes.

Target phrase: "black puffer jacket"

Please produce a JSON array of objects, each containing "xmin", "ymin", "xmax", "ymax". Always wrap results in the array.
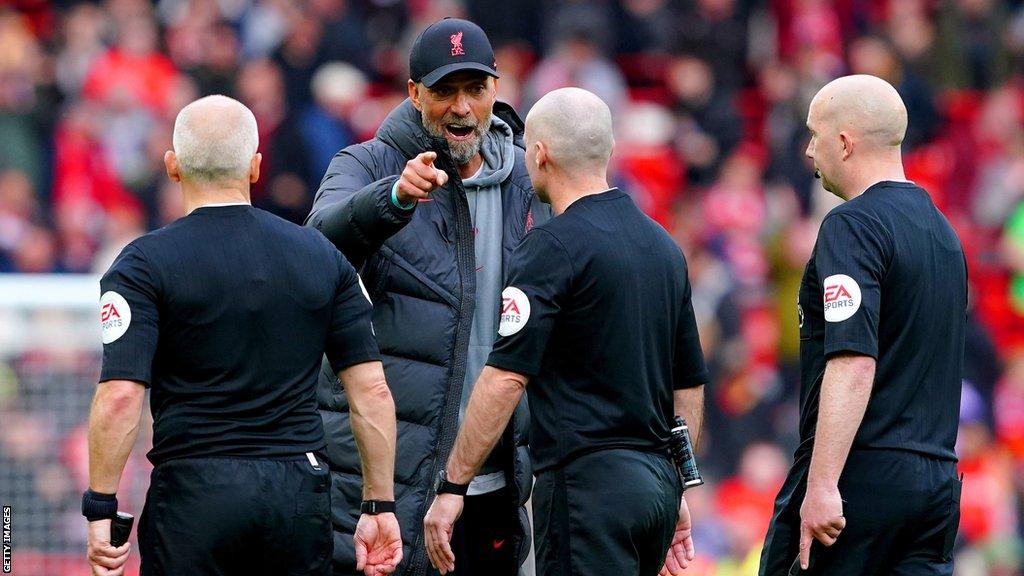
[{"xmin": 306, "ymin": 99, "xmax": 545, "ymax": 575}]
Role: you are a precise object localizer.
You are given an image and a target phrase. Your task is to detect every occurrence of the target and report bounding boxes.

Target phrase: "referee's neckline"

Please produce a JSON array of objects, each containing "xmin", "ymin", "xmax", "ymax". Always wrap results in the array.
[
  {"xmin": 189, "ymin": 204, "xmax": 252, "ymax": 215},
  {"xmin": 868, "ymin": 180, "xmax": 917, "ymax": 189},
  {"xmin": 862, "ymin": 180, "xmax": 918, "ymax": 195},
  {"xmin": 562, "ymin": 188, "xmax": 623, "ymax": 213}
]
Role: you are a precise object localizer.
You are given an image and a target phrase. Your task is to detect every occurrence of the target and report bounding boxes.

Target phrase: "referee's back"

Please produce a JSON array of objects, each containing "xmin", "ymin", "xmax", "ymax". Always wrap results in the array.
[{"xmin": 100, "ymin": 204, "xmax": 372, "ymax": 464}]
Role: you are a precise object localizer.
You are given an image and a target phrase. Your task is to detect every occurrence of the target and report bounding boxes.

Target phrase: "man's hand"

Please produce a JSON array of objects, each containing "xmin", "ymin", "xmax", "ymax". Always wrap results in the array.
[
  {"xmin": 354, "ymin": 512, "xmax": 403, "ymax": 575},
  {"xmin": 86, "ymin": 519, "xmax": 131, "ymax": 576},
  {"xmin": 659, "ymin": 496, "xmax": 696, "ymax": 576},
  {"xmin": 423, "ymin": 493, "xmax": 464, "ymax": 574},
  {"xmin": 799, "ymin": 483, "xmax": 846, "ymax": 569},
  {"xmin": 396, "ymin": 151, "xmax": 448, "ymax": 204}
]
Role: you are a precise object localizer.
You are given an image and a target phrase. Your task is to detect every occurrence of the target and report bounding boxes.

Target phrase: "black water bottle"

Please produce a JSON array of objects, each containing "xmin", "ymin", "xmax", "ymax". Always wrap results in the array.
[{"xmin": 670, "ymin": 416, "xmax": 703, "ymax": 490}]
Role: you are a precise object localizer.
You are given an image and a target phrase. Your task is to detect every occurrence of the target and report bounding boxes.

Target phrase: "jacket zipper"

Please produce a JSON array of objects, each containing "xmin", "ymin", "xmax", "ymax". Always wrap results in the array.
[{"xmin": 408, "ymin": 150, "xmax": 476, "ymax": 576}]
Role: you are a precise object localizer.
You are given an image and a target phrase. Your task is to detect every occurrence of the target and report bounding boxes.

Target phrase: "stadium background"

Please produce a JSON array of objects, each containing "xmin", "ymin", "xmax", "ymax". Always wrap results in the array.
[{"xmin": 0, "ymin": 0, "xmax": 1022, "ymax": 574}]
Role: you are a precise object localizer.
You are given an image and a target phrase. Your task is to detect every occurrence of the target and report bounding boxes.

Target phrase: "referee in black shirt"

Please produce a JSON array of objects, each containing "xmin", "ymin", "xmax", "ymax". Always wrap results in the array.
[
  {"xmin": 422, "ymin": 88, "xmax": 710, "ymax": 576},
  {"xmin": 759, "ymin": 75, "xmax": 966, "ymax": 575},
  {"xmin": 84, "ymin": 96, "xmax": 402, "ymax": 576}
]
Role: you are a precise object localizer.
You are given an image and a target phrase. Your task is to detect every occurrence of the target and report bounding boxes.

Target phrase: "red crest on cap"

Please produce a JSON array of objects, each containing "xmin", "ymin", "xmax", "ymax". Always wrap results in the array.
[{"xmin": 450, "ymin": 31, "xmax": 465, "ymax": 56}]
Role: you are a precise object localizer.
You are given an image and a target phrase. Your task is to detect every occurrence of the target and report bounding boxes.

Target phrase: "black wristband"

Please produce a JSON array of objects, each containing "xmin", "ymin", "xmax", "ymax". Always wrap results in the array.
[
  {"xmin": 360, "ymin": 500, "xmax": 396, "ymax": 515},
  {"xmin": 82, "ymin": 489, "xmax": 119, "ymax": 521}
]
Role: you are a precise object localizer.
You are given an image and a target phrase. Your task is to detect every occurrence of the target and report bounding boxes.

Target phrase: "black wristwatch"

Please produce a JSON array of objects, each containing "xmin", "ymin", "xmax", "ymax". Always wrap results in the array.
[
  {"xmin": 360, "ymin": 500, "xmax": 396, "ymax": 515},
  {"xmin": 435, "ymin": 469, "xmax": 469, "ymax": 496}
]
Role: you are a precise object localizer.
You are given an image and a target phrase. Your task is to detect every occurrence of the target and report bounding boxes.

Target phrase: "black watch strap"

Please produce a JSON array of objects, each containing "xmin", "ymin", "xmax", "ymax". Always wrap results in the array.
[
  {"xmin": 82, "ymin": 489, "xmax": 119, "ymax": 521},
  {"xmin": 436, "ymin": 469, "xmax": 470, "ymax": 496},
  {"xmin": 360, "ymin": 500, "xmax": 396, "ymax": 515}
]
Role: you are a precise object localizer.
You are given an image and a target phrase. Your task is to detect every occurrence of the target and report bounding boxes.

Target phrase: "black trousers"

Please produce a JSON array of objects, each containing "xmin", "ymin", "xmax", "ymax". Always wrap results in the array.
[
  {"xmin": 759, "ymin": 449, "xmax": 961, "ymax": 576},
  {"xmin": 139, "ymin": 455, "xmax": 332, "ymax": 576},
  {"xmin": 532, "ymin": 449, "xmax": 681, "ymax": 576},
  {"xmin": 447, "ymin": 486, "xmax": 519, "ymax": 576}
]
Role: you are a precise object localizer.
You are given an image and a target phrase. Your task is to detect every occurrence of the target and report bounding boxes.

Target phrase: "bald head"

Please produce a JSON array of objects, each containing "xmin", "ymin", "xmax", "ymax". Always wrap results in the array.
[
  {"xmin": 526, "ymin": 87, "xmax": 614, "ymax": 171},
  {"xmin": 172, "ymin": 95, "xmax": 259, "ymax": 183},
  {"xmin": 810, "ymin": 74, "xmax": 907, "ymax": 149}
]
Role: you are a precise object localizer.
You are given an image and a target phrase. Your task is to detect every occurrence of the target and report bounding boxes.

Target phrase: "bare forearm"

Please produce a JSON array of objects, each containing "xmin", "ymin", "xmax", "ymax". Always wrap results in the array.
[
  {"xmin": 807, "ymin": 354, "xmax": 876, "ymax": 488},
  {"xmin": 342, "ymin": 361, "xmax": 397, "ymax": 501},
  {"xmin": 447, "ymin": 366, "xmax": 528, "ymax": 484},
  {"xmin": 88, "ymin": 380, "xmax": 145, "ymax": 493},
  {"xmin": 674, "ymin": 385, "xmax": 705, "ymax": 449}
]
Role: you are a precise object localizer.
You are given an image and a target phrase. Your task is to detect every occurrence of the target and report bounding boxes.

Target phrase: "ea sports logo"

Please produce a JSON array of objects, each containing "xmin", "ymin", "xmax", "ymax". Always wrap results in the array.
[
  {"xmin": 99, "ymin": 291, "xmax": 132, "ymax": 344},
  {"xmin": 824, "ymin": 284, "xmax": 852, "ymax": 303},
  {"xmin": 101, "ymin": 302, "xmax": 122, "ymax": 322},
  {"xmin": 502, "ymin": 297, "xmax": 521, "ymax": 315},
  {"xmin": 498, "ymin": 286, "xmax": 530, "ymax": 337},
  {"xmin": 822, "ymin": 274, "xmax": 861, "ymax": 322}
]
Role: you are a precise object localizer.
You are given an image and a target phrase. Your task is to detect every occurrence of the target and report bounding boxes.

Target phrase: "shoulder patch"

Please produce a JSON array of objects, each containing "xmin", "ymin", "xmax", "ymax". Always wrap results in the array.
[
  {"xmin": 822, "ymin": 274, "xmax": 861, "ymax": 322},
  {"xmin": 100, "ymin": 291, "xmax": 132, "ymax": 344},
  {"xmin": 498, "ymin": 286, "xmax": 531, "ymax": 337}
]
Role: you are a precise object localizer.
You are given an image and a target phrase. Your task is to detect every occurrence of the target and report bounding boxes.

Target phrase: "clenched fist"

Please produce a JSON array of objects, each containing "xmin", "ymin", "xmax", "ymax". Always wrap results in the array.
[{"xmin": 396, "ymin": 151, "xmax": 449, "ymax": 204}]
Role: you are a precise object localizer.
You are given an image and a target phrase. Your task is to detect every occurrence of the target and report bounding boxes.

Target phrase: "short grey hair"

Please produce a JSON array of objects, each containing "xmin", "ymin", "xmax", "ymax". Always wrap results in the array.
[{"xmin": 172, "ymin": 95, "xmax": 259, "ymax": 183}]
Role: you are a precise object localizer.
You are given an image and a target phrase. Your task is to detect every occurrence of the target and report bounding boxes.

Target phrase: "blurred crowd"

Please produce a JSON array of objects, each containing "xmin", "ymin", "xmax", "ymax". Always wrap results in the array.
[{"xmin": 1, "ymin": 0, "xmax": 1024, "ymax": 573}]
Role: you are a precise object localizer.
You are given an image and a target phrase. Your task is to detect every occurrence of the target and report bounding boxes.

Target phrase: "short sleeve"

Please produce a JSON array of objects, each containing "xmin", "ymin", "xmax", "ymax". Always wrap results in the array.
[
  {"xmin": 815, "ymin": 213, "xmax": 890, "ymax": 359},
  {"xmin": 325, "ymin": 250, "xmax": 381, "ymax": 372},
  {"xmin": 486, "ymin": 229, "xmax": 574, "ymax": 377},
  {"xmin": 99, "ymin": 244, "xmax": 160, "ymax": 386},
  {"xmin": 674, "ymin": 277, "xmax": 710, "ymax": 389}
]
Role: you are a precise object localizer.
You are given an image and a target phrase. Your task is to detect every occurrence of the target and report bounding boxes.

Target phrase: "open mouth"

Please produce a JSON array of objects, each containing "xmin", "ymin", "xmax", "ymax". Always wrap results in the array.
[{"xmin": 445, "ymin": 124, "xmax": 475, "ymax": 141}]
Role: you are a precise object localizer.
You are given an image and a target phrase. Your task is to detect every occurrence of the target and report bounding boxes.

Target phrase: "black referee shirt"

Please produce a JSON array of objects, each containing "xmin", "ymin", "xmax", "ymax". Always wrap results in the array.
[
  {"xmin": 797, "ymin": 181, "xmax": 967, "ymax": 462},
  {"xmin": 487, "ymin": 189, "xmax": 710, "ymax": 473},
  {"xmin": 98, "ymin": 205, "xmax": 380, "ymax": 465}
]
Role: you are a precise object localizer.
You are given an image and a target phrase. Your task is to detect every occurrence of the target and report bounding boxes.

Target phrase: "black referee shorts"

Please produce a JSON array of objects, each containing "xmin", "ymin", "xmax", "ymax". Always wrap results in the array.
[
  {"xmin": 532, "ymin": 448, "xmax": 681, "ymax": 576},
  {"xmin": 139, "ymin": 454, "xmax": 332, "ymax": 576},
  {"xmin": 759, "ymin": 449, "xmax": 961, "ymax": 576}
]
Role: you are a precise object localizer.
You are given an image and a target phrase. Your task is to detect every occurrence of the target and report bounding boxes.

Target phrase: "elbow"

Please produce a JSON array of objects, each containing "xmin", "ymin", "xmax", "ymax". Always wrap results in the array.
[
  {"xmin": 351, "ymin": 377, "xmax": 394, "ymax": 415},
  {"xmin": 849, "ymin": 355, "xmax": 877, "ymax": 385},
  {"xmin": 830, "ymin": 353, "xmax": 877, "ymax": 390},
  {"xmin": 679, "ymin": 383, "xmax": 705, "ymax": 395},
  {"xmin": 367, "ymin": 377, "xmax": 394, "ymax": 405},
  {"xmin": 94, "ymin": 381, "xmax": 144, "ymax": 419},
  {"xmin": 494, "ymin": 370, "xmax": 528, "ymax": 398}
]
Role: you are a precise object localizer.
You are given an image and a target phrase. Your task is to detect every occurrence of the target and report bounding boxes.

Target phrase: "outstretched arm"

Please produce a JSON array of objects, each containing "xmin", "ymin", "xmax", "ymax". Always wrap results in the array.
[{"xmin": 307, "ymin": 149, "xmax": 447, "ymax": 269}]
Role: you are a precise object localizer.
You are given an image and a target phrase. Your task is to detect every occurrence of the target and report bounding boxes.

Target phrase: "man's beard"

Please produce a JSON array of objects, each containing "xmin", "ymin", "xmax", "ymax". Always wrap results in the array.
[{"xmin": 421, "ymin": 112, "xmax": 492, "ymax": 166}]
